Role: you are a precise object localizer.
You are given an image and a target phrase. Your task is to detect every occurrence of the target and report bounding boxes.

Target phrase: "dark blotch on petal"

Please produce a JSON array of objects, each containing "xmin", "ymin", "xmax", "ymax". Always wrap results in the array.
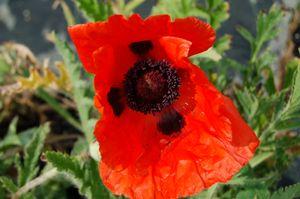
[
  {"xmin": 158, "ymin": 109, "xmax": 185, "ymax": 135},
  {"xmin": 129, "ymin": 40, "xmax": 153, "ymax": 55},
  {"xmin": 107, "ymin": 87, "xmax": 125, "ymax": 116}
]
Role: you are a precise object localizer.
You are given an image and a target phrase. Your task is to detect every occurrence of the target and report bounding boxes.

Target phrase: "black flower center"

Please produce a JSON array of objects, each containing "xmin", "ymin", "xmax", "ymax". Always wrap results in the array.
[
  {"xmin": 124, "ymin": 59, "xmax": 180, "ymax": 114},
  {"xmin": 136, "ymin": 71, "xmax": 167, "ymax": 102}
]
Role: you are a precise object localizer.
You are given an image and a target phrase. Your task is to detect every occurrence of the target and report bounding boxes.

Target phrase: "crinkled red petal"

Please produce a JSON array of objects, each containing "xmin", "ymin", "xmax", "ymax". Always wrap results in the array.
[
  {"xmin": 170, "ymin": 17, "xmax": 215, "ymax": 56},
  {"xmin": 69, "ymin": 14, "xmax": 257, "ymax": 199},
  {"xmin": 68, "ymin": 14, "xmax": 215, "ymax": 74},
  {"xmin": 95, "ymin": 61, "xmax": 259, "ymax": 199}
]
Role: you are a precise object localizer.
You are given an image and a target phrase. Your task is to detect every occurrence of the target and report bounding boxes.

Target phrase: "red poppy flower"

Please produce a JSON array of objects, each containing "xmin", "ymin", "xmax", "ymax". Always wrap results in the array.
[{"xmin": 68, "ymin": 14, "xmax": 259, "ymax": 199}]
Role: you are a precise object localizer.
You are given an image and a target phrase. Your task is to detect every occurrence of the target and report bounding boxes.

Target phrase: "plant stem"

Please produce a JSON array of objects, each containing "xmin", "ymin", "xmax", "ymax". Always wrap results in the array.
[{"xmin": 12, "ymin": 169, "xmax": 58, "ymax": 199}]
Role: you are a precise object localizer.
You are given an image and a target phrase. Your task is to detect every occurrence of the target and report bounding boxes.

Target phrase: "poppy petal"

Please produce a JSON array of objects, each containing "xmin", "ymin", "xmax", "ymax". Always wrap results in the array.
[
  {"xmin": 69, "ymin": 14, "xmax": 258, "ymax": 199},
  {"xmin": 97, "ymin": 61, "xmax": 259, "ymax": 199},
  {"xmin": 95, "ymin": 108, "xmax": 159, "ymax": 169},
  {"xmin": 68, "ymin": 21, "xmax": 108, "ymax": 73},
  {"xmin": 171, "ymin": 17, "xmax": 215, "ymax": 56},
  {"xmin": 159, "ymin": 36, "xmax": 192, "ymax": 63}
]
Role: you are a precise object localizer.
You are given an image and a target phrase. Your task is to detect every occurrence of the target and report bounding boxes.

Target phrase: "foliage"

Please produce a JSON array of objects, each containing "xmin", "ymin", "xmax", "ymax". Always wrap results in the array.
[
  {"xmin": 0, "ymin": 0, "xmax": 300, "ymax": 199},
  {"xmin": 53, "ymin": 33, "xmax": 96, "ymax": 142},
  {"xmin": 0, "ymin": 123, "xmax": 50, "ymax": 198},
  {"xmin": 46, "ymin": 151, "xmax": 112, "ymax": 199},
  {"xmin": 271, "ymin": 183, "xmax": 300, "ymax": 199},
  {"xmin": 74, "ymin": 0, "xmax": 113, "ymax": 21}
]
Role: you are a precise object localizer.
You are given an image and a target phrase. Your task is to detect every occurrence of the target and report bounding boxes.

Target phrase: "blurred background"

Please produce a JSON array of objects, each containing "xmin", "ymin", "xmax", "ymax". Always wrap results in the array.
[
  {"xmin": 0, "ymin": 0, "xmax": 300, "ymax": 198},
  {"xmin": 0, "ymin": 0, "xmax": 289, "ymax": 61}
]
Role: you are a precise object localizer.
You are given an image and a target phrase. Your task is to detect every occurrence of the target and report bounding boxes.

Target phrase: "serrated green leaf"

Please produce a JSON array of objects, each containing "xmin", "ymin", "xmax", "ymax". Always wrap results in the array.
[
  {"xmin": 54, "ymin": 34, "xmax": 94, "ymax": 142},
  {"xmin": 236, "ymin": 188, "xmax": 270, "ymax": 199},
  {"xmin": 46, "ymin": 152, "xmax": 112, "ymax": 199},
  {"xmin": 46, "ymin": 152, "xmax": 87, "ymax": 197},
  {"xmin": 18, "ymin": 123, "xmax": 50, "ymax": 186},
  {"xmin": 235, "ymin": 88, "xmax": 259, "ymax": 121},
  {"xmin": 0, "ymin": 176, "xmax": 18, "ymax": 193},
  {"xmin": 275, "ymin": 63, "xmax": 300, "ymax": 131},
  {"xmin": 152, "ymin": 0, "xmax": 211, "ymax": 20},
  {"xmin": 251, "ymin": 5, "xmax": 283, "ymax": 63},
  {"xmin": 271, "ymin": 183, "xmax": 300, "ymax": 199},
  {"xmin": 84, "ymin": 159, "xmax": 112, "ymax": 199},
  {"xmin": 46, "ymin": 151, "xmax": 83, "ymax": 180},
  {"xmin": 0, "ymin": 117, "xmax": 21, "ymax": 151}
]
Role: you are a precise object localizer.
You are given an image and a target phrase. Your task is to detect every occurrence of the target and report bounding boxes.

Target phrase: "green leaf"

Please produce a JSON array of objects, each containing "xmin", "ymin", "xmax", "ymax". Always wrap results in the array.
[
  {"xmin": 152, "ymin": 0, "xmax": 210, "ymax": 19},
  {"xmin": 153, "ymin": 0, "xmax": 229, "ymax": 29},
  {"xmin": 237, "ymin": 26, "xmax": 254, "ymax": 45},
  {"xmin": 18, "ymin": 123, "xmax": 50, "ymax": 186},
  {"xmin": 45, "ymin": 151, "xmax": 83, "ymax": 180},
  {"xmin": 152, "ymin": 0, "xmax": 193, "ymax": 18},
  {"xmin": 18, "ymin": 127, "xmax": 38, "ymax": 146},
  {"xmin": 84, "ymin": 159, "xmax": 112, "ymax": 199},
  {"xmin": 195, "ymin": 47, "xmax": 222, "ymax": 61},
  {"xmin": 283, "ymin": 59, "xmax": 299, "ymax": 89},
  {"xmin": 74, "ymin": 0, "xmax": 112, "ymax": 21},
  {"xmin": 191, "ymin": 184, "xmax": 218, "ymax": 199},
  {"xmin": 46, "ymin": 152, "xmax": 89, "ymax": 197},
  {"xmin": 275, "ymin": 63, "xmax": 300, "ymax": 131},
  {"xmin": 252, "ymin": 5, "xmax": 283, "ymax": 62},
  {"xmin": 236, "ymin": 188, "xmax": 270, "ymax": 199},
  {"xmin": 206, "ymin": 0, "xmax": 229, "ymax": 30},
  {"xmin": 227, "ymin": 176, "xmax": 267, "ymax": 187},
  {"xmin": 46, "ymin": 152, "xmax": 112, "ymax": 199},
  {"xmin": 271, "ymin": 183, "xmax": 300, "ymax": 199},
  {"xmin": 237, "ymin": 5, "xmax": 282, "ymax": 63},
  {"xmin": 265, "ymin": 67, "xmax": 276, "ymax": 95},
  {"xmin": 235, "ymin": 87, "xmax": 259, "ymax": 121},
  {"xmin": 54, "ymin": 34, "xmax": 94, "ymax": 142},
  {"xmin": 0, "ymin": 117, "xmax": 21, "ymax": 151},
  {"xmin": 0, "ymin": 176, "xmax": 18, "ymax": 193},
  {"xmin": 249, "ymin": 152, "xmax": 273, "ymax": 168}
]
